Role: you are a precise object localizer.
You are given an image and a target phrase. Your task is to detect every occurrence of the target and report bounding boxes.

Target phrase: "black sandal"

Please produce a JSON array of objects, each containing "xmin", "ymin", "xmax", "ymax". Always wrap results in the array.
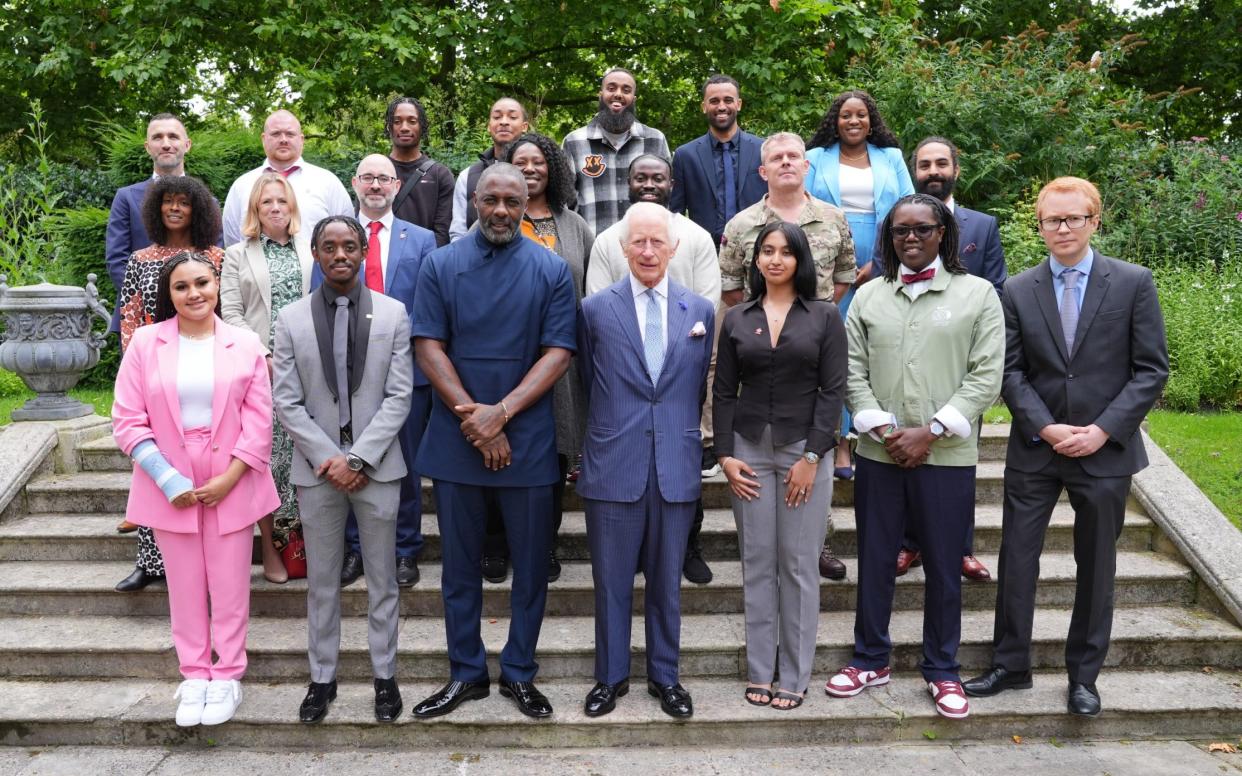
[
  {"xmin": 745, "ymin": 685, "xmax": 773, "ymax": 706},
  {"xmin": 772, "ymin": 689, "xmax": 806, "ymax": 710}
]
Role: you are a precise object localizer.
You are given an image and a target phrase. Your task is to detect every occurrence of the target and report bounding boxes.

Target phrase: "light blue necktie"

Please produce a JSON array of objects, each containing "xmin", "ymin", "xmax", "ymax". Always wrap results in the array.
[
  {"xmin": 1059, "ymin": 268, "xmax": 1080, "ymax": 353},
  {"xmin": 643, "ymin": 288, "xmax": 664, "ymax": 382}
]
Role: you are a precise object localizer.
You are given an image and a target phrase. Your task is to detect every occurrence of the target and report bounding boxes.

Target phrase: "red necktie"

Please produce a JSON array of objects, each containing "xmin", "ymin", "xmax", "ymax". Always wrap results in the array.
[
  {"xmin": 264, "ymin": 165, "xmax": 300, "ymax": 178},
  {"xmin": 901, "ymin": 267, "xmax": 936, "ymax": 284},
  {"xmin": 364, "ymin": 221, "xmax": 384, "ymax": 293}
]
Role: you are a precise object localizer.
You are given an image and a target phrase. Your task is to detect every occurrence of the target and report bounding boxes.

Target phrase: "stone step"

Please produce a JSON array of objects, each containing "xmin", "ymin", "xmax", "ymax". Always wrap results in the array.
[
  {"xmin": 2, "ymin": 669, "xmax": 1239, "ymax": 748},
  {"xmin": 0, "ymin": 506, "xmax": 1156, "ymax": 563},
  {"xmin": 0, "ymin": 606, "xmax": 1234, "ymax": 682},
  {"xmin": 0, "ymin": 551, "xmax": 1193, "ymax": 618}
]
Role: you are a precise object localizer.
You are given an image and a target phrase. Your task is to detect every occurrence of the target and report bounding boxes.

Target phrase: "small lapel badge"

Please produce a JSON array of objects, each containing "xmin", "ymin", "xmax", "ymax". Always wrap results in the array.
[
  {"xmin": 399, "ymin": 233, "xmax": 406, "ymax": 240},
  {"xmin": 755, "ymin": 327, "xmax": 763, "ymax": 335}
]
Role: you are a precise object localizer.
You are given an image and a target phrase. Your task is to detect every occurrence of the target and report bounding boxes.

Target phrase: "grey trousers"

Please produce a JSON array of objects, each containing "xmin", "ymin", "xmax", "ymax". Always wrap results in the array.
[
  {"xmin": 731, "ymin": 426, "xmax": 833, "ymax": 692},
  {"xmin": 299, "ymin": 479, "xmax": 401, "ymax": 683}
]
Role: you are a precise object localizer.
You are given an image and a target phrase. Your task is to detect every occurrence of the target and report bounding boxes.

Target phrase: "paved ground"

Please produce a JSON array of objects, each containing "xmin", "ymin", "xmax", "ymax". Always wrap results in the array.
[{"xmin": 2, "ymin": 740, "xmax": 1240, "ymax": 775}]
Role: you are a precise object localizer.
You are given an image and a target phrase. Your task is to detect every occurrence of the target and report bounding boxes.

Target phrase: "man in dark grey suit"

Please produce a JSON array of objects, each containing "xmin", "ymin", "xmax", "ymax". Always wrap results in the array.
[
  {"xmin": 272, "ymin": 216, "xmax": 414, "ymax": 725},
  {"xmin": 963, "ymin": 177, "xmax": 1168, "ymax": 717}
]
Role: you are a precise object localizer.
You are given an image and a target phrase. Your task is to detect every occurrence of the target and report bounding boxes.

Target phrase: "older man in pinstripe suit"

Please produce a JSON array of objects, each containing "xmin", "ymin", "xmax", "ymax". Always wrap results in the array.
[{"xmin": 576, "ymin": 202, "xmax": 716, "ymax": 719}]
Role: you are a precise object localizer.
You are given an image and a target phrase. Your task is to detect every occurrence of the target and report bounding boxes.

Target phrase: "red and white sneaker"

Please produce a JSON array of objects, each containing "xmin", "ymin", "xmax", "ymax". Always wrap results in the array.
[
  {"xmin": 928, "ymin": 680, "xmax": 970, "ymax": 719},
  {"xmin": 824, "ymin": 666, "xmax": 891, "ymax": 698}
]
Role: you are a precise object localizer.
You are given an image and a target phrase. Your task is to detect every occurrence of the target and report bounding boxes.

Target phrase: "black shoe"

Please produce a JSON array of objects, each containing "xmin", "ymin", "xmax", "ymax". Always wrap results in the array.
[
  {"xmin": 647, "ymin": 679, "xmax": 693, "ymax": 718},
  {"xmin": 962, "ymin": 666, "xmax": 1033, "ymax": 697},
  {"xmin": 499, "ymin": 679, "xmax": 553, "ymax": 718},
  {"xmin": 412, "ymin": 679, "xmax": 490, "ymax": 719},
  {"xmin": 818, "ymin": 544, "xmax": 847, "ymax": 581},
  {"xmin": 548, "ymin": 551, "xmax": 562, "ymax": 583},
  {"xmin": 298, "ymin": 680, "xmax": 337, "ymax": 723},
  {"xmin": 396, "ymin": 556, "xmax": 419, "ymax": 588},
  {"xmin": 482, "ymin": 555, "xmax": 508, "ymax": 584},
  {"xmin": 1068, "ymin": 681, "xmax": 1101, "ymax": 717},
  {"xmin": 374, "ymin": 677, "xmax": 402, "ymax": 722},
  {"xmin": 340, "ymin": 552, "xmax": 364, "ymax": 587},
  {"xmin": 701, "ymin": 446, "xmax": 721, "ymax": 478},
  {"xmin": 584, "ymin": 680, "xmax": 629, "ymax": 717},
  {"xmin": 115, "ymin": 567, "xmax": 163, "ymax": 592},
  {"xmin": 683, "ymin": 547, "xmax": 713, "ymax": 584}
]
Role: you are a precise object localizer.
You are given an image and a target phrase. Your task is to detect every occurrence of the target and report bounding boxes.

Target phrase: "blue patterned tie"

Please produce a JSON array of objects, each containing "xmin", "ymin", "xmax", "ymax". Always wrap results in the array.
[
  {"xmin": 643, "ymin": 288, "xmax": 664, "ymax": 383},
  {"xmin": 1059, "ymin": 268, "xmax": 1080, "ymax": 353}
]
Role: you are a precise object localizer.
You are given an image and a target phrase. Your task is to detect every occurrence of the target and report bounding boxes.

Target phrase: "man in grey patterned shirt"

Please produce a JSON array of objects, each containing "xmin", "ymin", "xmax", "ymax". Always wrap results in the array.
[{"xmin": 562, "ymin": 67, "xmax": 671, "ymax": 236}]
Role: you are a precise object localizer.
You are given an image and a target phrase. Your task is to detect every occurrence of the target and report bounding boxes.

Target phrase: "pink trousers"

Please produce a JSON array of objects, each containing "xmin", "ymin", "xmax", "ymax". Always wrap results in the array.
[{"xmin": 152, "ymin": 427, "xmax": 254, "ymax": 680}]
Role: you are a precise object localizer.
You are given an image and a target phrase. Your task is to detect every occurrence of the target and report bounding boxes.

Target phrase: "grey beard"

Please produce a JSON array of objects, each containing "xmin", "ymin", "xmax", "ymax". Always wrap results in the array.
[
  {"xmin": 596, "ymin": 102, "xmax": 637, "ymax": 134},
  {"xmin": 480, "ymin": 220, "xmax": 519, "ymax": 246}
]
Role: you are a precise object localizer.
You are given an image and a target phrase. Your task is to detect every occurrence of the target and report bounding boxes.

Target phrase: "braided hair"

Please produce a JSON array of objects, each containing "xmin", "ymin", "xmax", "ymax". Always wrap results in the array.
[
  {"xmin": 310, "ymin": 215, "xmax": 368, "ymax": 255},
  {"xmin": 384, "ymin": 96, "xmax": 429, "ymax": 143},
  {"xmin": 807, "ymin": 90, "xmax": 901, "ymax": 151},
  {"xmin": 878, "ymin": 194, "xmax": 965, "ymax": 283}
]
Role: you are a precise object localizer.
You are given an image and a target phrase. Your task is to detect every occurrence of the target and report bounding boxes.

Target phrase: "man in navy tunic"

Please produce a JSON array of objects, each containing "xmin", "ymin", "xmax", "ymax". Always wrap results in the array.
[{"xmin": 410, "ymin": 164, "xmax": 577, "ymax": 720}]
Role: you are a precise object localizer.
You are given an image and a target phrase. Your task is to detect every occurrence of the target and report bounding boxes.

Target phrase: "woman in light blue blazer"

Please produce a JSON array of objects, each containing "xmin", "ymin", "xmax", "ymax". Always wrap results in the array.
[{"xmin": 805, "ymin": 90, "xmax": 914, "ymax": 480}]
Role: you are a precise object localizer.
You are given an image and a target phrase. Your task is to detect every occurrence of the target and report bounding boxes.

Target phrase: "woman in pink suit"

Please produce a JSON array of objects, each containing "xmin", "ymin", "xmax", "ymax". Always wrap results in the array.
[{"xmin": 112, "ymin": 251, "xmax": 280, "ymax": 727}]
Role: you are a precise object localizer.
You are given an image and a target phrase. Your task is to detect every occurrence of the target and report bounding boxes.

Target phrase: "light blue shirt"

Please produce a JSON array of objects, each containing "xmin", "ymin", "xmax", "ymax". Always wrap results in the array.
[{"xmin": 1050, "ymin": 247, "xmax": 1094, "ymax": 314}]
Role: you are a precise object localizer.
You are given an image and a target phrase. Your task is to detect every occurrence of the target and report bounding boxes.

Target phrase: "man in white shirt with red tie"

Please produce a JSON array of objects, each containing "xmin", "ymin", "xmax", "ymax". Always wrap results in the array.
[{"xmin": 222, "ymin": 110, "xmax": 354, "ymax": 246}]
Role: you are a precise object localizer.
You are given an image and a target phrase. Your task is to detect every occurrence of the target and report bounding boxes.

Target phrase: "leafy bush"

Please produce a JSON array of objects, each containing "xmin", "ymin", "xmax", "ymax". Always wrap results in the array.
[
  {"xmin": 104, "ymin": 123, "xmax": 262, "ymax": 198},
  {"xmin": 0, "ymin": 102, "xmax": 61, "ymax": 285},
  {"xmin": 1154, "ymin": 261, "xmax": 1242, "ymax": 409}
]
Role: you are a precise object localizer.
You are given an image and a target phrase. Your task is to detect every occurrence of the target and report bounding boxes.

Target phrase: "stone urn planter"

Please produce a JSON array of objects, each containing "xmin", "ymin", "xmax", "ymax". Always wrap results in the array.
[{"xmin": 0, "ymin": 273, "xmax": 112, "ymax": 420}]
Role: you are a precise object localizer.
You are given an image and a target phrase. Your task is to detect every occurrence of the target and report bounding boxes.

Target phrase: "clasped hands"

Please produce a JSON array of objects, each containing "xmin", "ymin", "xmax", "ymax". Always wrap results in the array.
[
  {"xmin": 1040, "ymin": 423, "xmax": 1108, "ymax": 458},
  {"xmin": 884, "ymin": 426, "xmax": 935, "ymax": 469},
  {"xmin": 169, "ymin": 470, "xmax": 246, "ymax": 508},
  {"xmin": 456, "ymin": 402, "xmax": 512, "ymax": 471},
  {"xmin": 317, "ymin": 455, "xmax": 369, "ymax": 493}
]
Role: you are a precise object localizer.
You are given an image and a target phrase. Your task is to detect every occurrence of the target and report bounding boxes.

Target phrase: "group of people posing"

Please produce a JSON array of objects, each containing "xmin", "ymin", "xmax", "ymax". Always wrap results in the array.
[{"xmin": 105, "ymin": 68, "xmax": 1168, "ymax": 729}]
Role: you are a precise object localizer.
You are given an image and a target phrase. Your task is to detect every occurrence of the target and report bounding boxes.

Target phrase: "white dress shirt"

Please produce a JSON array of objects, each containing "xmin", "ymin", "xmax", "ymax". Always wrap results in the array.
[
  {"xmin": 629, "ymin": 273, "xmax": 669, "ymax": 345},
  {"xmin": 587, "ymin": 212, "xmax": 722, "ymax": 306},
  {"xmin": 358, "ymin": 210, "xmax": 394, "ymax": 282},
  {"xmin": 221, "ymin": 157, "xmax": 354, "ymax": 247}
]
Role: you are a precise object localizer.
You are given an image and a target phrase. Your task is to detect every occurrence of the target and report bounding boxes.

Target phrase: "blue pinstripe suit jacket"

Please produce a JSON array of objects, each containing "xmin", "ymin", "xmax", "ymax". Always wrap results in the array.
[{"xmin": 576, "ymin": 278, "xmax": 715, "ymax": 504}]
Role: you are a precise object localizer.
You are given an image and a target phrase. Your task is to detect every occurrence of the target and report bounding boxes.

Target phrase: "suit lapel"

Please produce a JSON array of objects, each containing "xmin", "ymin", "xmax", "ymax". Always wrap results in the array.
[
  {"xmin": 739, "ymin": 133, "xmax": 761, "ymax": 187},
  {"xmin": 294, "ymin": 235, "xmax": 314, "ymax": 296},
  {"xmin": 607, "ymin": 283, "xmax": 647, "ymax": 370},
  {"xmin": 351, "ymin": 287, "xmax": 373, "ymax": 395},
  {"xmin": 662, "ymin": 285, "xmax": 691, "ymax": 362},
  {"xmin": 385, "ymin": 223, "xmax": 406, "ymax": 290},
  {"xmin": 1069, "ymin": 253, "xmax": 1110, "ymax": 362},
  {"xmin": 868, "ymin": 143, "xmax": 893, "ymax": 205},
  {"xmin": 309, "ymin": 288, "xmax": 338, "ymax": 399},
  {"xmin": 818, "ymin": 146, "xmax": 842, "ymax": 206},
  {"xmin": 209, "ymin": 319, "xmax": 235, "ymax": 438},
  {"xmin": 246, "ymin": 240, "xmax": 272, "ymax": 321},
  {"xmin": 154, "ymin": 320, "xmax": 184, "ymax": 436},
  {"xmin": 1033, "ymin": 259, "xmax": 1072, "ymax": 364},
  {"xmin": 694, "ymin": 137, "xmax": 720, "ymax": 209}
]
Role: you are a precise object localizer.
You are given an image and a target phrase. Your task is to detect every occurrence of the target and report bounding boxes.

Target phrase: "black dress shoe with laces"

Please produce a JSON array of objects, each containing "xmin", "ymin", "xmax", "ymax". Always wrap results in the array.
[
  {"xmin": 683, "ymin": 547, "xmax": 713, "ymax": 584},
  {"xmin": 340, "ymin": 552, "xmax": 364, "ymax": 587},
  {"xmin": 499, "ymin": 679, "xmax": 553, "ymax": 718},
  {"xmin": 482, "ymin": 555, "xmax": 508, "ymax": 584},
  {"xmin": 115, "ymin": 567, "xmax": 163, "ymax": 592},
  {"xmin": 647, "ymin": 679, "xmax": 693, "ymax": 718},
  {"xmin": 412, "ymin": 679, "xmax": 490, "ymax": 718},
  {"xmin": 584, "ymin": 680, "xmax": 629, "ymax": 717},
  {"xmin": 374, "ymin": 677, "xmax": 403, "ymax": 722},
  {"xmin": 396, "ymin": 556, "xmax": 419, "ymax": 587},
  {"xmin": 962, "ymin": 666, "xmax": 1033, "ymax": 697},
  {"xmin": 1068, "ymin": 681, "xmax": 1101, "ymax": 717},
  {"xmin": 548, "ymin": 551, "xmax": 562, "ymax": 583},
  {"xmin": 299, "ymin": 680, "xmax": 337, "ymax": 723}
]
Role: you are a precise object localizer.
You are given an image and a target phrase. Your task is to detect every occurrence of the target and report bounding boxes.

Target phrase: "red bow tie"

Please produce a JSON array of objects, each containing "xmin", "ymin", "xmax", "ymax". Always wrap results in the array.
[{"xmin": 901, "ymin": 268, "xmax": 936, "ymax": 284}]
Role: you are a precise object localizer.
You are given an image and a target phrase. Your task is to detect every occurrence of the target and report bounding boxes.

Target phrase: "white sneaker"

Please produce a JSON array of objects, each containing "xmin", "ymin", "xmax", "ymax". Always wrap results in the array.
[
  {"xmin": 200, "ymin": 679, "xmax": 242, "ymax": 725},
  {"xmin": 174, "ymin": 678, "xmax": 209, "ymax": 727}
]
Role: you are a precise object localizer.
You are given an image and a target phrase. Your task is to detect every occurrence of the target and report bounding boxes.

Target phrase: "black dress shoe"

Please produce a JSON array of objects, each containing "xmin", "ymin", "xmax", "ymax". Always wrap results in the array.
[
  {"xmin": 499, "ymin": 679, "xmax": 553, "ymax": 718},
  {"xmin": 299, "ymin": 680, "xmax": 337, "ymax": 723},
  {"xmin": 374, "ymin": 677, "xmax": 403, "ymax": 722},
  {"xmin": 647, "ymin": 679, "xmax": 693, "ymax": 718},
  {"xmin": 340, "ymin": 552, "xmax": 364, "ymax": 587},
  {"xmin": 584, "ymin": 680, "xmax": 629, "ymax": 717},
  {"xmin": 115, "ymin": 567, "xmax": 163, "ymax": 592},
  {"xmin": 412, "ymin": 679, "xmax": 490, "ymax": 718},
  {"xmin": 548, "ymin": 551, "xmax": 562, "ymax": 583},
  {"xmin": 1068, "ymin": 681, "xmax": 1101, "ymax": 717},
  {"xmin": 962, "ymin": 666, "xmax": 1033, "ymax": 697},
  {"xmin": 482, "ymin": 555, "xmax": 508, "ymax": 584},
  {"xmin": 818, "ymin": 544, "xmax": 847, "ymax": 580},
  {"xmin": 683, "ymin": 547, "xmax": 713, "ymax": 584},
  {"xmin": 396, "ymin": 556, "xmax": 419, "ymax": 588}
]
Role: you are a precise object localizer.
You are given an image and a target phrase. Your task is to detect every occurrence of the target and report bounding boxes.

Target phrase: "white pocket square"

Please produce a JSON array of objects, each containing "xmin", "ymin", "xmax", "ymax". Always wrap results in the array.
[{"xmin": 689, "ymin": 321, "xmax": 707, "ymax": 337}]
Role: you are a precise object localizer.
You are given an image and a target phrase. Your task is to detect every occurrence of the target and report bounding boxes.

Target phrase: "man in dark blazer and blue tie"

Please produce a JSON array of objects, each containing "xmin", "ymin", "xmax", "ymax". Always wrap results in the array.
[
  {"xmin": 963, "ymin": 176, "xmax": 1168, "ymax": 717},
  {"xmin": 576, "ymin": 202, "xmax": 716, "ymax": 719},
  {"xmin": 668, "ymin": 75, "xmax": 767, "ymax": 248}
]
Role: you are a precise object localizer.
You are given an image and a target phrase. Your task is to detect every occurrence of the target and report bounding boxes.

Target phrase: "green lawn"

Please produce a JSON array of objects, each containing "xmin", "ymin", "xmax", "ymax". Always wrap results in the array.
[
  {"xmin": 0, "ymin": 387, "xmax": 114, "ymax": 425},
  {"xmin": 1146, "ymin": 410, "xmax": 1242, "ymax": 530}
]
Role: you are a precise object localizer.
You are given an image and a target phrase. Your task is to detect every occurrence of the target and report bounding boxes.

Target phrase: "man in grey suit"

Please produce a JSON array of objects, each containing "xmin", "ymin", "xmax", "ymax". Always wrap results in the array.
[
  {"xmin": 963, "ymin": 177, "xmax": 1168, "ymax": 717},
  {"xmin": 272, "ymin": 215, "xmax": 414, "ymax": 724}
]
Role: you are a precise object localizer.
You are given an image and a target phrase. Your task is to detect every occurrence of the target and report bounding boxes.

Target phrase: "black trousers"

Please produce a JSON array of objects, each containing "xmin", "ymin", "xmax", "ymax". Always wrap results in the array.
[{"xmin": 991, "ymin": 455, "xmax": 1130, "ymax": 684}]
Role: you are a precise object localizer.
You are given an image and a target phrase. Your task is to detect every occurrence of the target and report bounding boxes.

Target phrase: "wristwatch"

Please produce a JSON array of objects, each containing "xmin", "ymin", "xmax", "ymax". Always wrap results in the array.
[
  {"xmin": 929, "ymin": 420, "xmax": 947, "ymax": 439},
  {"xmin": 345, "ymin": 453, "xmax": 366, "ymax": 472},
  {"xmin": 803, "ymin": 451, "xmax": 821, "ymax": 465}
]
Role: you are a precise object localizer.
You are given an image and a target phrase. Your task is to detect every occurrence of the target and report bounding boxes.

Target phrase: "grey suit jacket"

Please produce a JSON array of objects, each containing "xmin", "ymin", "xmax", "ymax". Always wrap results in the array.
[
  {"xmin": 1001, "ymin": 252, "xmax": 1168, "ymax": 477},
  {"xmin": 220, "ymin": 235, "xmax": 314, "ymax": 353},
  {"xmin": 272, "ymin": 285, "xmax": 413, "ymax": 486}
]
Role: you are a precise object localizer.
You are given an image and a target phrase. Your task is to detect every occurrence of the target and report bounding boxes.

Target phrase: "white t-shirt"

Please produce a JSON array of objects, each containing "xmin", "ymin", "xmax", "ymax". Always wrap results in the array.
[{"xmin": 177, "ymin": 335, "xmax": 215, "ymax": 430}]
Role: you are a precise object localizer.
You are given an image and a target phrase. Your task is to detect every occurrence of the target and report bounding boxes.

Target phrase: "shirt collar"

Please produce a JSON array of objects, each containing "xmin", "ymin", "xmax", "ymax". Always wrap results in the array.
[
  {"xmin": 322, "ymin": 279, "xmax": 362, "ymax": 307},
  {"xmin": 586, "ymin": 117, "xmax": 649, "ymax": 141},
  {"xmin": 759, "ymin": 193, "xmax": 816, "ymax": 226},
  {"xmin": 740, "ymin": 294, "xmax": 810, "ymax": 313},
  {"xmin": 893, "ymin": 256, "xmax": 945, "ymax": 291},
  {"xmin": 1049, "ymin": 247, "xmax": 1094, "ymax": 278},
  {"xmin": 944, "ymin": 196, "xmax": 956, "ymax": 214},
  {"xmin": 471, "ymin": 226, "xmax": 524, "ymax": 257},
  {"xmin": 358, "ymin": 211, "xmax": 394, "ymax": 234},
  {"xmin": 710, "ymin": 132, "xmax": 738, "ymax": 151},
  {"xmin": 260, "ymin": 232, "xmax": 293, "ymax": 248},
  {"xmin": 630, "ymin": 272, "xmax": 669, "ymax": 300},
  {"xmin": 264, "ymin": 156, "xmax": 306, "ymax": 173}
]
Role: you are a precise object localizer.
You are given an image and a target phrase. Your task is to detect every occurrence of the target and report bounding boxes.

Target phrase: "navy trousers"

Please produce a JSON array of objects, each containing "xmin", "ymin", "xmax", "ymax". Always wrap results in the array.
[
  {"xmin": 852, "ymin": 456, "xmax": 975, "ymax": 682},
  {"xmin": 585, "ymin": 455, "xmax": 695, "ymax": 686},
  {"xmin": 346, "ymin": 385, "xmax": 431, "ymax": 559},
  {"xmin": 434, "ymin": 479, "xmax": 552, "ymax": 683}
]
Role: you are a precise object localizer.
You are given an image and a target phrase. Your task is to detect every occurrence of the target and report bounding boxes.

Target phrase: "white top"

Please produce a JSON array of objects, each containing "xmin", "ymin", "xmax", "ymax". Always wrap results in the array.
[
  {"xmin": 449, "ymin": 167, "xmax": 471, "ymax": 242},
  {"xmin": 358, "ymin": 210, "xmax": 394, "ymax": 281},
  {"xmin": 177, "ymin": 335, "xmax": 215, "ymax": 430},
  {"xmin": 221, "ymin": 157, "xmax": 354, "ymax": 247},
  {"xmin": 838, "ymin": 164, "xmax": 875, "ymax": 214},
  {"xmin": 629, "ymin": 273, "xmax": 669, "ymax": 345},
  {"xmin": 586, "ymin": 212, "xmax": 722, "ymax": 306}
]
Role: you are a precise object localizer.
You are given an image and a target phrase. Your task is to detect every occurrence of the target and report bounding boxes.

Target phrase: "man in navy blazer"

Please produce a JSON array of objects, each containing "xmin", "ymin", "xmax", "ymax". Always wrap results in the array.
[
  {"xmin": 669, "ymin": 75, "xmax": 767, "ymax": 248},
  {"xmin": 576, "ymin": 202, "xmax": 715, "ymax": 719},
  {"xmin": 311, "ymin": 154, "xmax": 437, "ymax": 587},
  {"xmin": 105, "ymin": 113, "xmax": 194, "ymax": 332}
]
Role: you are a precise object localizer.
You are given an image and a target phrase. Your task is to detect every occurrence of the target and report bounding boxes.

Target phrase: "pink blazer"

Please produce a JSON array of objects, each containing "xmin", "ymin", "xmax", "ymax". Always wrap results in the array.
[{"xmin": 112, "ymin": 316, "xmax": 280, "ymax": 534}]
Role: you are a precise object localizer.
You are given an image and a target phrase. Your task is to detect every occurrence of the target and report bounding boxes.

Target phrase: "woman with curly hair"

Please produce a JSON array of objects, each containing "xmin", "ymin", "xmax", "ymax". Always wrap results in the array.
[
  {"xmin": 115, "ymin": 174, "xmax": 224, "ymax": 593},
  {"xmin": 805, "ymin": 90, "xmax": 914, "ymax": 484}
]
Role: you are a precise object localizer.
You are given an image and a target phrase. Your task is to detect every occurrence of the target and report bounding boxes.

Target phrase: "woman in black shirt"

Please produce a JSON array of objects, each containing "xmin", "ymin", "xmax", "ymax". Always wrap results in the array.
[{"xmin": 714, "ymin": 221, "xmax": 847, "ymax": 709}]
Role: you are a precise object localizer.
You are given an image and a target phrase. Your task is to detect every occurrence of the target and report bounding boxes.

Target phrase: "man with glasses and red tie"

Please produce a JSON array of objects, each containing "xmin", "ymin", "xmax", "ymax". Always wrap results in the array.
[
  {"xmin": 964, "ymin": 177, "xmax": 1168, "ymax": 718},
  {"xmin": 222, "ymin": 110, "xmax": 353, "ymax": 246}
]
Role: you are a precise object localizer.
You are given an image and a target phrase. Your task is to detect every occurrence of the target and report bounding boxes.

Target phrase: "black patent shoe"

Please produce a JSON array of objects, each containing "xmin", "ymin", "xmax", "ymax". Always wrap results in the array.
[
  {"xmin": 299, "ymin": 680, "xmax": 337, "ymax": 723},
  {"xmin": 1068, "ymin": 681, "xmax": 1101, "ymax": 717},
  {"xmin": 412, "ymin": 679, "xmax": 490, "ymax": 718},
  {"xmin": 482, "ymin": 555, "xmax": 509, "ymax": 584},
  {"xmin": 374, "ymin": 677, "xmax": 403, "ymax": 722},
  {"xmin": 584, "ymin": 680, "xmax": 629, "ymax": 717},
  {"xmin": 115, "ymin": 567, "xmax": 163, "ymax": 592},
  {"xmin": 962, "ymin": 666, "xmax": 1033, "ymax": 697},
  {"xmin": 499, "ymin": 679, "xmax": 553, "ymax": 718},
  {"xmin": 647, "ymin": 679, "xmax": 693, "ymax": 718},
  {"xmin": 340, "ymin": 552, "xmax": 364, "ymax": 587}
]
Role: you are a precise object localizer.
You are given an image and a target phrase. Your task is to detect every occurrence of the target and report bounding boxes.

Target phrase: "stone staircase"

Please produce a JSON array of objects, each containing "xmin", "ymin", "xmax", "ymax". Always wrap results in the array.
[{"xmin": 0, "ymin": 423, "xmax": 1240, "ymax": 748}]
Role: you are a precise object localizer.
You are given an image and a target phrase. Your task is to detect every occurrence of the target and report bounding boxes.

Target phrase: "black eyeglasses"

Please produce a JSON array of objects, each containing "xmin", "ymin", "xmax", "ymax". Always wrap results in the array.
[
  {"xmin": 1038, "ymin": 214, "xmax": 1094, "ymax": 232},
  {"xmin": 889, "ymin": 224, "xmax": 940, "ymax": 239},
  {"xmin": 358, "ymin": 174, "xmax": 397, "ymax": 186}
]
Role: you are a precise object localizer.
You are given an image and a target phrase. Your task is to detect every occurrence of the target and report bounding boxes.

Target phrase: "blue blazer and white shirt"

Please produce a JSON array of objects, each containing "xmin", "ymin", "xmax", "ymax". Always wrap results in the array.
[
  {"xmin": 804, "ymin": 143, "xmax": 915, "ymax": 225},
  {"xmin": 669, "ymin": 130, "xmax": 768, "ymax": 246}
]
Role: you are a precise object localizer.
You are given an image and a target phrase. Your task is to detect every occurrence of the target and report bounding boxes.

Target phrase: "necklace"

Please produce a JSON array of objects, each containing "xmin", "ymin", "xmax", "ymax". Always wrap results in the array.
[
  {"xmin": 180, "ymin": 326, "xmax": 213, "ymax": 340},
  {"xmin": 840, "ymin": 147, "xmax": 868, "ymax": 161}
]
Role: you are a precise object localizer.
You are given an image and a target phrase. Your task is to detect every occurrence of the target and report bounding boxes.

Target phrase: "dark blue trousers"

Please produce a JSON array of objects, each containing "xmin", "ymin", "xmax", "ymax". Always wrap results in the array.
[
  {"xmin": 585, "ymin": 455, "xmax": 695, "ymax": 686},
  {"xmin": 346, "ymin": 385, "xmax": 431, "ymax": 558},
  {"xmin": 434, "ymin": 480, "xmax": 552, "ymax": 683},
  {"xmin": 852, "ymin": 456, "xmax": 975, "ymax": 682}
]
